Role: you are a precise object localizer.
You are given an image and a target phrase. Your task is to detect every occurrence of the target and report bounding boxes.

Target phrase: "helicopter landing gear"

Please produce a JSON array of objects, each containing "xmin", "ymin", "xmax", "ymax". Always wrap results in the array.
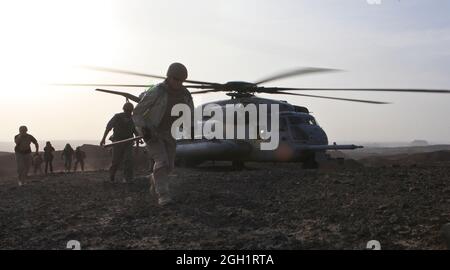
[
  {"xmin": 232, "ymin": 160, "xmax": 245, "ymax": 170},
  {"xmin": 175, "ymin": 158, "xmax": 202, "ymax": 168},
  {"xmin": 302, "ymin": 153, "xmax": 319, "ymax": 169}
]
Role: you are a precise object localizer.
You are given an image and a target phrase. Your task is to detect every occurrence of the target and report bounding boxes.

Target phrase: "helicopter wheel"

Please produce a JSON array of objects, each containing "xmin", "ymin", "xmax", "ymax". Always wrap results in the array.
[
  {"xmin": 302, "ymin": 154, "xmax": 319, "ymax": 170},
  {"xmin": 176, "ymin": 158, "xmax": 202, "ymax": 168},
  {"xmin": 232, "ymin": 160, "xmax": 245, "ymax": 170}
]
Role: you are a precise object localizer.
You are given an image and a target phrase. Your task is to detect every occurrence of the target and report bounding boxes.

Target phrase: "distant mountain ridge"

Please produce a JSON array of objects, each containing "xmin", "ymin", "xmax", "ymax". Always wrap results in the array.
[
  {"xmin": 2, "ymin": 140, "xmax": 450, "ymax": 153},
  {"xmin": 342, "ymin": 144, "xmax": 450, "ymax": 160},
  {"xmin": 360, "ymin": 150, "xmax": 450, "ymax": 167}
]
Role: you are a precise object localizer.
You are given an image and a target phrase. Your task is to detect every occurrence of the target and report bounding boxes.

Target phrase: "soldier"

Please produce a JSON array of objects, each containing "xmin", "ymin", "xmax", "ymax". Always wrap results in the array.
[
  {"xmin": 32, "ymin": 153, "xmax": 44, "ymax": 175},
  {"xmin": 14, "ymin": 126, "xmax": 39, "ymax": 186},
  {"xmin": 43, "ymin": 141, "xmax": 55, "ymax": 174},
  {"xmin": 100, "ymin": 102, "xmax": 139, "ymax": 183},
  {"xmin": 133, "ymin": 63, "xmax": 194, "ymax": 206},
  {"xmin": 61, "ymin": 144, "xmax": 74, "ymax": 172},
  {"xmin": 73, "ymin": 147, "xmax": 86, "ymax": 172}
]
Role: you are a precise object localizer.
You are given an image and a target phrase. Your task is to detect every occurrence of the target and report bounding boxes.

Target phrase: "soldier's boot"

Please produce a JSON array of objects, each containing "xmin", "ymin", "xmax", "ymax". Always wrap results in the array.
[
  {"xmin": 153, "ymin": 170, "xmax": 172, "ymax": 206},
  {"xmin": 148, "ymin": 174, "xmax": 156, "ymax": 195},
  {"xmin": 158, "ymin": 195, "xmax": 172, "ymax": 206},
  {"xmin": 109, "ymin": 172, "xmax": 116, "ymax": 182}
]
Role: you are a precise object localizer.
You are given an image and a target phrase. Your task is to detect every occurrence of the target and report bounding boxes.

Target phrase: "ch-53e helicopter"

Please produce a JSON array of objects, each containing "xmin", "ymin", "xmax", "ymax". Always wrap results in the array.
[{"xmin": 57, "ymin": 66, "xmax": 450, "ymax": 169}]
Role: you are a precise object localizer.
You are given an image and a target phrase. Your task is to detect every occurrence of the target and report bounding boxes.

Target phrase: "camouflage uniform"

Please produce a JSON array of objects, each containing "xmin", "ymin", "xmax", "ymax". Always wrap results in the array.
[
  {"xmin": 32, "ymin": 154, "xmax": 43, "ymax": 174},
  {"xmin": 106, "ymin": 112, "xmax": 138, "ymax": 181},
  {"xmin": 14, "ymin": 133, "xmax": 38, "ymax": 182},
  {"xmin": 134, "ymin": 82, "xmax": 194, "ymax": 200},
  {"xmin": 73, "ymin": 148, "xmax": 86, "ymax": 172},
  {"xmin": 44, "ymin": 144, "xmax": 55, "ymax": 174},
  {"xmin": 62, "ymin": 145, "xmax": 74, "ymax": 172}
]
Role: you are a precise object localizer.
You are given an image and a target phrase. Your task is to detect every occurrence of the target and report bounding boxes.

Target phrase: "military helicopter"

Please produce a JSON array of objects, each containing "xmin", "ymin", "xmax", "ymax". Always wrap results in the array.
[{"xmin": 57, "ymin": 66, "xmax": 450, "ymax": 169}]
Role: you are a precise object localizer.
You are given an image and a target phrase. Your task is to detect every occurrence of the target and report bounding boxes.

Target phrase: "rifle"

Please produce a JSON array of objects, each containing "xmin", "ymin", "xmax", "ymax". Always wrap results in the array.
[{"xmin": 103, "ymin": 136, "xmax": 144, "ymax": 148}]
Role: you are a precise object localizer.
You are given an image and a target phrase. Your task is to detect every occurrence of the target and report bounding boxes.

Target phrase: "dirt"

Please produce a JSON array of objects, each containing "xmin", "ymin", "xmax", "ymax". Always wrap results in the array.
[
  {"xmin": 0, "ymin": 162, "xmax": 448, "ymax": 250},
  {"xmin": 360, "ymin": 150, "xmax": 450, "ymax": 167}
]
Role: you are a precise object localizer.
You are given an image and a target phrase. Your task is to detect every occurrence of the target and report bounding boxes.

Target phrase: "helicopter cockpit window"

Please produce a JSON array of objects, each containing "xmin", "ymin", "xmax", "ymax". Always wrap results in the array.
[
  {"xmin": 278, "ymin": 104, "xmax": 293, "ymax": 112},
  {"xmin": 265, "ymin": 103, "xmax": 292, "ymax": 113}
]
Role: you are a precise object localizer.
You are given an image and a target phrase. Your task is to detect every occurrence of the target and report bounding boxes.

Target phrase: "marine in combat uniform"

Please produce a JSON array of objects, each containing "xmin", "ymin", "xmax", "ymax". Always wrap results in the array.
[
  {"xmin": 100, "ymin": 102, "xmax": 139, "ymax": 182},
  {"xmin": 43, "ymin": 141, "xmax": 55, "ymax": 174},
  {"xmin": 32, "ymin": 153, "xmax": 44, "ymax": 175},
  {"xmin": 14, "ymin": 125, "xmax": 39, "ymax": 186},
  {"xmin": 133, "ymin": 63, "xmax": 194, "ymax": 206},
  {"xmin": 61, "ymin": 144, "xmax": 74, "ymax": 172},
  {"xmin": 73, "ymin": 147, "xmax": 86, "ymax": 172}
]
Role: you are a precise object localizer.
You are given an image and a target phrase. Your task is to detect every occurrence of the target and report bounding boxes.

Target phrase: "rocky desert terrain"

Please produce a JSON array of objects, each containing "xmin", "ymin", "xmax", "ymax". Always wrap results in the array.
[{"xmin": 0, "ymin": 147, "xmax": 449, "ymax": 249}]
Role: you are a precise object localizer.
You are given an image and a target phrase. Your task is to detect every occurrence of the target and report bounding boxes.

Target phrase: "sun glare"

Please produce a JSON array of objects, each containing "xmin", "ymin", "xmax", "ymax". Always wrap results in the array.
[{"xmin": 0, "ymin": 1, "xmax": 118, "ymax": 100}]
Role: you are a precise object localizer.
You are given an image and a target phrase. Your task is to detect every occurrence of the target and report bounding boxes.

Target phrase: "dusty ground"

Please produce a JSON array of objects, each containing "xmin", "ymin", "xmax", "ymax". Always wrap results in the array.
[{"xmin": 0, "ymin": 162, "xmax": 449, "ymax": 250}]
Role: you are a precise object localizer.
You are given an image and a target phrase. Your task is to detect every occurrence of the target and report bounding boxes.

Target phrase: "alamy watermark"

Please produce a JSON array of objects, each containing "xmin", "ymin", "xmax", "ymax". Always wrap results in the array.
[
  {"xmin": 66, "ymin": 240, "xmax": 81, "ymax": 250},
  {"xmin": 366, "ymin": 240, "xmax": 381, "ymax": 250},
  {"xmin": 170, "ymin": 103, "xmax": 280, "ymax": 151}
]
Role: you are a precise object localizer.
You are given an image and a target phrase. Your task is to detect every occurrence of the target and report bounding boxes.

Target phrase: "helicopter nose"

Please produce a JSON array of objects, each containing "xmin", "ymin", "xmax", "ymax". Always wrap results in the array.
[{"xmin": 306, "ymin": 126, "xmax": 328, "ymax": 145}]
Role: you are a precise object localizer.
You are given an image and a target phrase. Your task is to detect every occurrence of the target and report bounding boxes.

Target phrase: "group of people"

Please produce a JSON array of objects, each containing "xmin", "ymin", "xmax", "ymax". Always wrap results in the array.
[
  {"xmin": 15, "ymin": 63, "xmax": 193, "ymax": 206},
  {"xmin": 14, "ymin": 126, "xmax": 87, "ymax": 186},
  {"xmin": 30, "ymin": 141, "xmax": 56, "ymax": 175},
  {"xmin": 61, "ymin": 144, "xmax": 87, "ymax": 172}
]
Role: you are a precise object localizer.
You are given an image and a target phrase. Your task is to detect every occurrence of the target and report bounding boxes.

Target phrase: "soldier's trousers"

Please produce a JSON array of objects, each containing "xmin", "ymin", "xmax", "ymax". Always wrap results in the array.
[
  {"xmin": 146, "ymin": 134, "xmax": 176, "ymax": 198},
  {"xmin": 34, "ymin": 164, "xmax": 43, "ymax": 175},
  {"xmin": 64, "ymin": 158, "xmax": 72, "ymax": 172},
  {"xmin": 15, "ymin": 153, "xmax": 31, "ymax": 181},
  {"xmin": 45, "ymin": 159, "xmax": 53, "ymax": 174},
  {"xmin": 110, "ymin": 142, "xmax": 133, "ymax": 181},
  {"xmin": 74, "ymin": 160, "xmax": 85, "ymax": 172}
]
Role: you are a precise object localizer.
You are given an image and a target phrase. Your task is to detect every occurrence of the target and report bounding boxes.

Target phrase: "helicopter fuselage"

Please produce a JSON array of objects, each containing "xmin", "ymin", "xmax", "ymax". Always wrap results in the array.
[{"xmin": 175, "ymin": 95, "xmax": 359, "ymax": 167}]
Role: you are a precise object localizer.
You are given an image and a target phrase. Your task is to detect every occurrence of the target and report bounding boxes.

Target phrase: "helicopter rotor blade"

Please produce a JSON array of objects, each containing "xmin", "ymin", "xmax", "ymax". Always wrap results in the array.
[
  {"xmin": 52, "ymin": 83, "xmax": 223, "ymax": 90},
  {"xmin": 81, "ymin": 65, "xmax": 220, "ymax": 86},
  {"xmin": 82, "ymin": 66, "xmax": 166, "ymax": 80},
  {"xmin": 259, "ymin": 87, "xmax": 450, "ymax": 94},
  {"xmin": 254, "ymin": 67, "xmax": 341, "ymax": 85},
  {"xmin": 184, "ymin": 85, "xmax": 223, "ymax": 89},
  {"xmin": 190, "ymin": 89, "xmax": 224, "ymax": 94},
  {"xmin": 95, "ymin": 89, "xmax": 141, "ymax": 102},
  {"xmin": 51, "ymin": 83, "xmax": 152, "ymax": 88},
  {"xmin": 266, "ymin": 91, "xmax": 389, "ymax": 104}
]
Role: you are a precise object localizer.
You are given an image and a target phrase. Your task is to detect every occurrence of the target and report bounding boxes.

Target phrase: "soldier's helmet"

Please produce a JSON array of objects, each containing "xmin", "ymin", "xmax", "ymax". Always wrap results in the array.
[
  {"xmin": 19, "ymin": 126, "xmax": 28, "ymax": 133},
  {"xmin": 123, "ymin": 102, "xmax": 134, "ymax": 112},
  {"xmin": 166, "ymin": 62, "xmax": 188, "ymax": 81}
]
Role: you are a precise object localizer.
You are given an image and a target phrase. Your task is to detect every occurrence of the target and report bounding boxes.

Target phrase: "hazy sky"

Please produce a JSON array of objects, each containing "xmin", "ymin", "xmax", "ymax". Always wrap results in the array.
[{"xmin": 1, "ymin": 0, "xmax": 449, "ymax": 144}]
